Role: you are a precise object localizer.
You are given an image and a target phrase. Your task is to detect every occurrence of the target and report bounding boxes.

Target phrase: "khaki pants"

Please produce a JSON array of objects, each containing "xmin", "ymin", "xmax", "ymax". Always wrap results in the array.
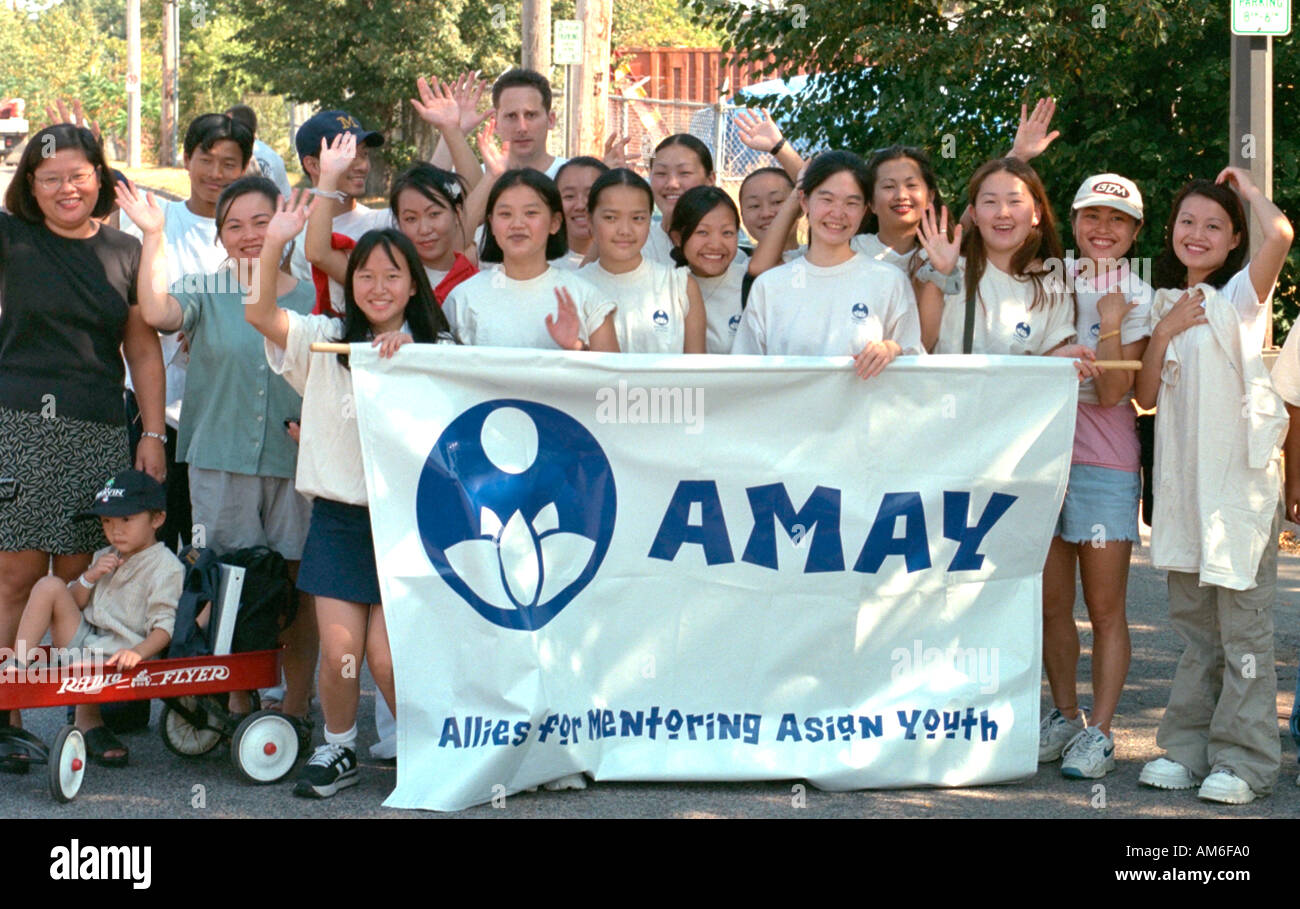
[{"xmin": 1156, "ymin": 506, "xmax": 1282, "ymax": 795}]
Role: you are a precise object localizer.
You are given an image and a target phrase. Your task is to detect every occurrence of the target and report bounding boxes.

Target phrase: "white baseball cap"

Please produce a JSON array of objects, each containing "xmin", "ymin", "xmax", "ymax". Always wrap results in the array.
[{"xmin": 1072, "ymin": 174, "xmax": 1144, "ymax": 221}]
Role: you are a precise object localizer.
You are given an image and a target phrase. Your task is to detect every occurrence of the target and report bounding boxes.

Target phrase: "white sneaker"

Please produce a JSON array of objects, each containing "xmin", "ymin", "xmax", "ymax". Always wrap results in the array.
[
  {"xmin": 1038, "ymin": 708, "xmax": 1086, "ymax": 762},
  {"xmin": 1061, "ymin": 727, "xmax": 1116, "ymax": 779},
  {"xmin": 1198, "ymin": 769, "xmax": 1257, "ymax": 805},
  {"xmin": 1138, "ymin": 756, "xmax": 1200, "ymax": 790}
]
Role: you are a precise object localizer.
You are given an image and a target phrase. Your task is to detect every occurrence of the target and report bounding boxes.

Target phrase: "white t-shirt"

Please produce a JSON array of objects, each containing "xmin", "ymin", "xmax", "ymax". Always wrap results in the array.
[
  {"xmin": 252, "ymin": 138, "xmax": 292, "ymax": 200},
  {"xmin": 443, "ymin": 267, "xmax": 615, "ymax": 349},
  {"xmin": 850, "ymin": 232, "xmax": 921, "ymax": 273},
  {"xmin": 121, "ymin": 198, "xmax": 229, "ymax": 428},
  {"xmin": 693, "ymin": 258, "xmax": 749, "ymax": 354},
  {"xmin": 733, "ymin": 253, "xmax": 923, "ymax": 357},
  {"xmin": 265, "ymin": 311, "xmax": 366, "ymax": 505},
  {"xmin": 288, "ymin": 202, "xmax": 395, "ymax": 316},
  {"xmin": 581, "ymin": 258, "xmax": 692, "ymax": 353},
  {"xmin": 552, "ymin": 249, "xmax": 587, "ymax": 271},
  {"xmin": 1272, "ymin": 318, "xmax": 1300, "ymax": 407},
  {"xmin": 1067, "ymin": 257, "xmax": 1153, "ymax": 405},
  {"xmin": 935, "ymin": 259, "xmax": 1076, "ymax": 355},
  {"xmin": 642, "ymin": 223, "xmax": 677, "ymax": 266}
]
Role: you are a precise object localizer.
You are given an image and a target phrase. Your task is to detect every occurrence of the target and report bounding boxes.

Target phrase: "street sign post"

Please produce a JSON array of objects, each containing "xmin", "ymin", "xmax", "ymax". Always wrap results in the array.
[{"xmin": 1231, "ymin": 0, "xmax": 1291, "ymax": 36}]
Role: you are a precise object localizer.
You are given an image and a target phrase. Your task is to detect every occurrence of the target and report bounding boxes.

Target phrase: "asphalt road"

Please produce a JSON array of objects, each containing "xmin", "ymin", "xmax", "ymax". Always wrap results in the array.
[{"xmin": 3, "ymin": 524, "xmax": 1298, "ymax": 819}]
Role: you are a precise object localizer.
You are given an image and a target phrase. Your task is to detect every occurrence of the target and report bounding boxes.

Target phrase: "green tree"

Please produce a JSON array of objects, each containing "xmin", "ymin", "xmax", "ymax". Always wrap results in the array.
[
  {"xmin": 693, "ymin": 0, "xmax": 1300, "ymax": 337},
  {"xmin": 615, "ymin": 0, "xmax": 726, "ymax": 47},
  {"xmin": 211, "ymin": 0, "xmax": 520, "ymax": 190},
  {"xmin": 0, "ymin": 0, "xmax": 163, "ymax": 159}
]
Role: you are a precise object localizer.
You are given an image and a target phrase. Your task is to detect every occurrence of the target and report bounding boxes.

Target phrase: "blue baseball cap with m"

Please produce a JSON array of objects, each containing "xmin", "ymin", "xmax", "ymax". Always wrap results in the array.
[{"xmin": 295, "ymin": 109, "xmax": 384, "ymax": 165}]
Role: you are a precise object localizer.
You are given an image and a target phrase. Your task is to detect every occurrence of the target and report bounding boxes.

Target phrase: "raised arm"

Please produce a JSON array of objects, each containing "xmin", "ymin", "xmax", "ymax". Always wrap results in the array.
[
  {"xmin": 305, "ymin": 134, "xmax": 354, "ymax": 284},
  {"xmin": 461, "ymin": 119, "xmax": 509, "ymax": 257},
  {"xmin": 1216, "ymin": 166, "xmax": 1296, "ymax": 303},
  {"xmin": 748, "ymin": 184, "xmax": 802, "ymax": 278},
  {"xmin": 1008, "ymin": 97, "xmax": 1060, "ymax": 163},
  {"xmin": 114, "ymin": 182, "xmax": 183, "ymax": 332},
  {"xmin": 735, "ymin": 108, "xmax": 804, "ymax": 182},
  {"xmin": 246, "ymin": 191, "xmax": 314, "ymax": 350},
  {"xmin": 413, "ymin": 75, "xmax": 483, "ymax": 190},
  {"xmin": 914, "ymin": 204, "xmax": 963, "ymax": 352}
]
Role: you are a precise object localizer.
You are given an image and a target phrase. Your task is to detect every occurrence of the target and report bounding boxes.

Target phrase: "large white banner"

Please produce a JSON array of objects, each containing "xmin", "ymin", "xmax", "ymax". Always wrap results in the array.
[{"xmin": 350, "ymin": 347, "xmax": 1078, "ymax": 811}]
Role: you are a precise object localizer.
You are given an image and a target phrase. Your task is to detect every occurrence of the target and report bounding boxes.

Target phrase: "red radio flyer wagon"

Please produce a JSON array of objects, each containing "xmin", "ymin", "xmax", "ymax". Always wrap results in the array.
[{"xmin": 0, "ymin": 564, "xmax": 301, "ymax": 801}]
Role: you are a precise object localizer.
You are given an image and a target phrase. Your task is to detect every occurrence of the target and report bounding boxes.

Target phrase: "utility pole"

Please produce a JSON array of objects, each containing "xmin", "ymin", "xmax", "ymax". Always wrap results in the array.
[
  {"xmin": 571, "ymin": 0, "xmax": 612, "ymax": 158},
  {"xmin": 126, "ymin": 0, "xmax": 141, "ymax": 167},
  {"xmin": 1228, "ymin": 0, "xmax": 1287, "ymax": 346},
  {"xmin": 521, "ymin": 0, "xmax": 551, "ymax": 75},
  {"xmin": 161, "ymin": 0, "xmax": 177, "ymax": 166}
]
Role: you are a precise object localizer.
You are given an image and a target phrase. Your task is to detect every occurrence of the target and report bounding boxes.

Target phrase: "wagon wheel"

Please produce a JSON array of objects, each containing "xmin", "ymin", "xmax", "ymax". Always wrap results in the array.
[
  {"xmin": 160, "ymin": 697, "xmax": 222, "ymax": 757},
  {"xmin": 230, "ymin": 711, "xmax": 299, "ymax": 784},
  {"xmin": 49, "ymin": 725, "xmax": 86, "ymax": 803}
]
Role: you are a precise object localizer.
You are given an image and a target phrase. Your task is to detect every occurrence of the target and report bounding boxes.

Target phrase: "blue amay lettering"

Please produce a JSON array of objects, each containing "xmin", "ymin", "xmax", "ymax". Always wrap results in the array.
[
  {"xmin": 943, "ymin": 491, "xmax": 1016, "ymax": 571},
  {"xmin": 648, "ymin": 480, "xmax": 734, "ymax": 565},
  {"xmin": 855, "ymin": 492, "xmax": 931, "ymax": 573},
  {"xmin": 741, "ymin": 484, "xmax": 845, "ymax": 572}
]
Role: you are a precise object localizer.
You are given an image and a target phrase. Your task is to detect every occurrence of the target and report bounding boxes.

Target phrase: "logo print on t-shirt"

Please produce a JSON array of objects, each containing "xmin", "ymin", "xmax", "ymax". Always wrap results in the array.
[
  {"xmin": 1089, "ymin": 322, "xmax": 1100, "ymax": 338},
  {"xmin": 851, "ymin": 302, "xmax": 869, "ymax": 322},
  {"xmin": 1015, "ymin": 322, "xmax": 1032, "ymax": 341},
  {"xmin": 727, "ymin": 314, "xmax": 741, "ymax": 332},
  {"xmin": 652, "ymin": 309, "xmax": 670, "ymax": 329},
  {"xmin": 415, "ymin": 400, "xmax": 617, "ymax": 631}
]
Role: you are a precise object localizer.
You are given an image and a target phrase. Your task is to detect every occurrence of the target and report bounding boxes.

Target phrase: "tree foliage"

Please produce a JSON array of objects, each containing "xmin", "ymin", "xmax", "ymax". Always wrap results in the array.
[
  {"xmin": 209, "ymin": 0, "xmax": 520, "ymax": 189},
  {"xmin": 0, "ymin": 0, "xmax": 163, "ymax": 158},
  {"xmin": 615, "ymin": 0, "xmax": 726, "ymax": 47},
  {"xmin": 692, "ymin": 0, "xmax": 1300, "ymax": 337}
]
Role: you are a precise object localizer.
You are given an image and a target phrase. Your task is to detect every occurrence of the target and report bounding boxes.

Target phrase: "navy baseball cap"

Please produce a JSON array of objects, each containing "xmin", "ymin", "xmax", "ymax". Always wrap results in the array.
[
  {"xmin": 76, "ymin": 470, "xmax": 166, "ymax": 519},
  {"xmin": 295, "ymin": 109, "xmax": 384, "ymax": 164}
]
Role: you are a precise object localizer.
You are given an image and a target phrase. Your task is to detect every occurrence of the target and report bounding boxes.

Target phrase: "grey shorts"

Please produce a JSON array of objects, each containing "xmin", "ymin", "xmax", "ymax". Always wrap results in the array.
[
  {"xmin": 65, "ymin": 617, "xmax": 135, "ymax": 663},
  {"xmin": 188, "ymin": 466, "xmax": 311, "ymax": 560}
]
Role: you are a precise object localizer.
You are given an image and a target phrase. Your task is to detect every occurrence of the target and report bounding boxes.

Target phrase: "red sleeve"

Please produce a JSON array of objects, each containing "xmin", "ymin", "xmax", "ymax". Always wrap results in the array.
[
  {"xmin": 433, "ymin": 252, "xmax": 479, "ymax": 306},
  {"xmin": 311, "ymin": 233, "xmax": 357, "ymax": 316}
]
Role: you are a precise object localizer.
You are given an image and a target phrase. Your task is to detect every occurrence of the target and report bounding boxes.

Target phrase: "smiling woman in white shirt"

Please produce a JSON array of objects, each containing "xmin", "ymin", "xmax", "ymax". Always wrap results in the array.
[
  {"xmin": 1133, "ymin": 168, "xmax": 1294, "ymax": 806},
  {"xmin": 444, "ymin": 169, "xmax": 618, "ymax": 352},
  {"xmin": 579, "ymin": 168, "xmax": 705, "ymax": 354},
  {"xmin": 734, "ymin": 150, "xmax": 923, "ymax": 377}
]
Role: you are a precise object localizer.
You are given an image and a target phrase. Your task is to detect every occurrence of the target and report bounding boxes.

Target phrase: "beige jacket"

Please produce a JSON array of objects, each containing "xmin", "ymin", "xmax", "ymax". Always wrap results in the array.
[{"xmin": 1150, "ymin": 277, "xmax": 1288, "ymax": 590}]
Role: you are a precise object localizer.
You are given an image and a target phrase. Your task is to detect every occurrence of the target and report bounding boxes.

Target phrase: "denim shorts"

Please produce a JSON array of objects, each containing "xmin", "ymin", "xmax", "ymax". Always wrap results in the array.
[{"xmin": 1055, "ymin": 463, "xmax": 1140, "ymax": 544}]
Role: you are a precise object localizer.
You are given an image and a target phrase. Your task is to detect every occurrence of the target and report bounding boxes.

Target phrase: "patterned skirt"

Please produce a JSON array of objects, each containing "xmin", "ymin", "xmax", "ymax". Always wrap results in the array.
[{"xmin": 0, "ymin": 406, "xmax": 130, "ymax": 554}]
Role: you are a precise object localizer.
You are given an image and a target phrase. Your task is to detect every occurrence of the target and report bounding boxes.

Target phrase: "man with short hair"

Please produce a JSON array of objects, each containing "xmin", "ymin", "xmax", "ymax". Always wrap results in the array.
[
  {"xmin": 290, "ymin": 109, "xmax": 394, "ymax": 315},
  {"xmin": 120, "ymin": 112, "xmax": 256, "ymax": 552},
  {"xmin": 490, "ymin": 68, "xmax": 567, "ymax": 178},
  {"xmin": 226, "ymin": 103, "xmax": 292, "ymax": 199}
]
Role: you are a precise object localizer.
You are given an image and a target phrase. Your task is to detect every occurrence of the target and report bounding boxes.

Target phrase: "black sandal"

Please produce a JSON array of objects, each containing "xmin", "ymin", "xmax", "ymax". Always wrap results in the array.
[{"xmin": 83, "ymin": 724, "xmax": 129, "ymax": 768}]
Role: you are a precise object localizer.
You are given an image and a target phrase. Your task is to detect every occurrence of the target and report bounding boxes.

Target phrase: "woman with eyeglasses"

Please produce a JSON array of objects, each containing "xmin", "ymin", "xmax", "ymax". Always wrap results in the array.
[{"xmin": 0, "ymin": 124, "xmax": 164, "ymax": 752}]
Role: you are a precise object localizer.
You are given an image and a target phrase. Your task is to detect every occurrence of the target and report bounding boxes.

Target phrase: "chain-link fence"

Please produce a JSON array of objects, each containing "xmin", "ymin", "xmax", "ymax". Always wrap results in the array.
[{"xmin": 607, "ymin": 94, "xmax": 781, "ymax": 194}]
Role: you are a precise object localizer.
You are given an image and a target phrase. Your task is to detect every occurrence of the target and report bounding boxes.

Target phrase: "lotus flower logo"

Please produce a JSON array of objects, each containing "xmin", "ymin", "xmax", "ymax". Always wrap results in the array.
[{"xmin": 416, "ymin": 400, "xmax": 617, "ymax": 631}]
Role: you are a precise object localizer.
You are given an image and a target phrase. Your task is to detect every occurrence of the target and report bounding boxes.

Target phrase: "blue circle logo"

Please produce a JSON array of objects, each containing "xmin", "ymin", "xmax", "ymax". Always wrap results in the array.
[
  {"xmin": 1089, "ymin": 322, "xmax": 1100, "ymax": 338},
  {"xmin": 851, "ymin": 302, "xmax": 869, "ymax": 322},
  {"xmin": 652, "ymin": 309, "xmax": 669, "ymax": 328},
  {"xmin": 1015, "ymin": 321, "xmax": 1032, "ymax": 340},
  {"xmin": 727, "ymin": 314, "xmax": 741, "ymax": 332},
  {"xmin": 416, "ymin": 400, "xmax": 617, "ymax": 631}
]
